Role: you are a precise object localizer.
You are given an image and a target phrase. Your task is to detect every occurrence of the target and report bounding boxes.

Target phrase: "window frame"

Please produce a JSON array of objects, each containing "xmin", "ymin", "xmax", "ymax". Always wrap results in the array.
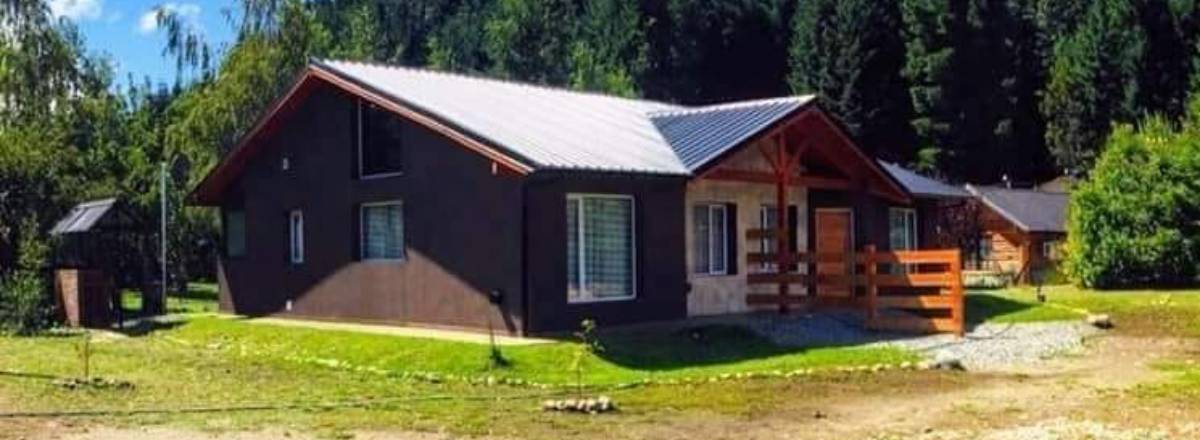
[
  {"xmin": 359, "ymin": 200, "xmax": 406, "ymax": 262},
  {"xmin": 888, "ymin": 207, "xmax": 918, "ymax": 251},
  {"xmin": 693, "ymin": 203, "xmax": 729, "ymax": 276},
  {"xmin": 224, "ymin": 209, "xmax": 247, "ymax": 258},
  {"xmin": 566, "ymin": 193, "xmax": 637, "ymax": 304},
  {"xmin": 288, "ymin": 209, "xmax": 304, "ymax": 264},
  {"xmin": 357, "ymin": 101, "xmax": 405, "ymax": 180},
  {"xmin": 1042, "ymin": 240, "xmax": 1061, "ymax": 260}
]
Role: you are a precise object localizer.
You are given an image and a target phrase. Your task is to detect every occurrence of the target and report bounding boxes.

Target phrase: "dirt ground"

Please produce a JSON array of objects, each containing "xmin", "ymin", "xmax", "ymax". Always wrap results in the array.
[{"xmin": 4, "ymin": 335, "xmax": 1199, "ymax": 440}]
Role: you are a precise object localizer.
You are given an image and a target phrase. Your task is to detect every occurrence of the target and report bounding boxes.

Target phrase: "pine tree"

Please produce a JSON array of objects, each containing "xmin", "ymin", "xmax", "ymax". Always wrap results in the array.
[
  {"xmin": 483, "ymin": 0, "xmax": 580, "ymax": 85},
  {"xmin": 569, "ymin": 0, "xmax": 647, "ymax": 96},
  {"xmin": 788, "ymin": 0, "xmax": 915, "ymax": 162},
  {"xmin": 1042, "ymin": 0, "xmax": 1145, "ymax": 174}
]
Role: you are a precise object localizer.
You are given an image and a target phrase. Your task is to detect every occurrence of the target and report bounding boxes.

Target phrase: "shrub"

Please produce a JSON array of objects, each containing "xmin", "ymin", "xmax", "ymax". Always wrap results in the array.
[
  {"xmin": 0, "ymin": 271, "xmax": 56, "ymax": 335},
  {"xmin": 1065, "ymin": 110, "xmax": 1200, "ymax": 288}
]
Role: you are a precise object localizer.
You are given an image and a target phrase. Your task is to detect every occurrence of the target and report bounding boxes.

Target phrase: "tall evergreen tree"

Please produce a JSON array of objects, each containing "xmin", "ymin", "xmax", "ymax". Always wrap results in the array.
[
  {"xmin": 788, "ymin": 0, "xmax": 915, "ymax": 162},
  {"xmin": 569, "ymin": 0, "xmax": 647, "ymax": 96},
  {"xmin": 1136, "ymin": 0, "xmax": 1195, "ymax": 120},
  {"xmin": 483, "ymin": 0, "xmax": 579, "ymax": 85},
  {"xmin": 1042, "ymin": 0, "xmax": 1145, "ymax": 174}
]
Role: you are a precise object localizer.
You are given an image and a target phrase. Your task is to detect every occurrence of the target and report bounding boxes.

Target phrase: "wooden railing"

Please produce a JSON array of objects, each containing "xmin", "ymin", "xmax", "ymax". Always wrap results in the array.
[{"xmin": 743, "ymin": 237, "xmax": 964, "ymax": 335}]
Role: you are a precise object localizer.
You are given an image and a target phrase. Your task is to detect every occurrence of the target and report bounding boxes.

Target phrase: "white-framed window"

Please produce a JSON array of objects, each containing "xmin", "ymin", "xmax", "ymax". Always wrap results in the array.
[
  {"xmin": 1042, "ymin": 240, "xmax": 1062, "ymax": 260},
  {"xmin": 567, "ymin": 194, "xmax": 636, "ymax": 303},
  {"xmin": 358, "ymin": 101, "xmax": 405, "ymax": 179},
  {"xmin": 361, "ymin": 201, "xmax": 405, "ymax": 261},
  {"xmin": 693, "ymin": 203, "xmax": 729, "ymax": 275},
  {"xmin": 288, "ymin": 210, "xmax": 304, "ymax": 264},
  {"xmin": 224, "ymin": 210, "xmax": 246, "ymax": 258},
  {"xmin": 759, "ymin": 205, "xmax": 779, "ymax": 271},
  {"xmin": 888, "ymin": 208, "xmax": 918, "ymax": 251}
]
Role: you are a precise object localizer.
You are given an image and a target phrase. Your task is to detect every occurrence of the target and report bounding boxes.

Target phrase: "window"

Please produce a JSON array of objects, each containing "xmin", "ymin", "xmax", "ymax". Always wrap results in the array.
[
  {"xmin": 1042, "ymin": 240, "xmax": 1062, "ymax": 260},
  {"xmin": 361, "ymin": 202, "xmax": 405, "ymax": 260},
  {"xmin": 693, "ymin": 204, "xmax": 729, "ymax": 275},
  {"xmin": 567, "ymin": 194, "xmax": 635, "ymax": 302},
  {"xmin": 888, "ymin": 208, "xmax": 918, "ymax": 251},
  {"xmin": 225, "ymin": 210, "xmax": 246, "ymax": 257},
  {"xmin": 358, "ymin": 101, "xmax": 404, "ymax": 178},
  {"xmin": 289, "ymin": 210, "xmax": 304, "ymax": 264},
  {"xmin": 759, "ymin": 205, "xmax": 779, "ymax": 270}
]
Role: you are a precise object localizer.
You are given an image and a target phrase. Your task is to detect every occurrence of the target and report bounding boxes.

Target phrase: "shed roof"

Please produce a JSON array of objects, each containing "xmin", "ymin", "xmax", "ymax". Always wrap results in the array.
[
  {"xmin": 50, "ymin": 198, "xmax": 139, "ymax": 235},
  {"xmin": 966, "ymin": 185, "xmax": 1068, "ymax": 233},
  {"xmin": 878, "ymin": 161, "xmax": 970, "ymax": 199}
]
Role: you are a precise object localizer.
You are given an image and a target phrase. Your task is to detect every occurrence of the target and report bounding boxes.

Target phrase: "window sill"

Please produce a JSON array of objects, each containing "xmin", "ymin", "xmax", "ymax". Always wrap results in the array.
[
  {"xmin": 693, "ymin": 272, "xmax": 733, "ymax": 278},
  {"xmin": 360, "ymin": 172, "xmax": 404, "ymax": 180},
  {"xmin": 361, "ymin": 258, "xmax": 407, "ymax": 263},
  {"xmin": 567, "ymin": 296, "xmax": 636, "ymax": 304}
]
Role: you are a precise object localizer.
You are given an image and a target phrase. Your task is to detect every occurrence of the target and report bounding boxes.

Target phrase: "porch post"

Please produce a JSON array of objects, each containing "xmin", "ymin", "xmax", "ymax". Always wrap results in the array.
[{"xmin": 774, "ymin": 134, "xmax": 791, "ymax": 314}]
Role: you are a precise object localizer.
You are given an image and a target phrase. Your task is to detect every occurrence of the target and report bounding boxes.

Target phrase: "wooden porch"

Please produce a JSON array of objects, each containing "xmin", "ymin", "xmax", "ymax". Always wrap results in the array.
[{"xmin": 696, "ymin": 107, "xmax": 965, "ymax": 335}]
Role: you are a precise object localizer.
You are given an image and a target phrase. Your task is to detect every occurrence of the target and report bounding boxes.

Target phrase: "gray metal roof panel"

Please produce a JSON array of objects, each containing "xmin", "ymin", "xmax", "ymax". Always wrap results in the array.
[
  {"xmin": 650, "ymin": 97, "xmax": 814, "ymax": 171},
  {"xmin": 967, "ymin": 185, "xmax": 1068, "ymax": 233},
  {"xmin": 51, "ymin": 198, "xmax": 118, "ymax": 235},
  {"xmin": 316, "ymin": 60, "xmax": 692, "ymax": 175},
  {"xmin": 878, "ymin": 161, "xmax": 970, "ymax": 199}
]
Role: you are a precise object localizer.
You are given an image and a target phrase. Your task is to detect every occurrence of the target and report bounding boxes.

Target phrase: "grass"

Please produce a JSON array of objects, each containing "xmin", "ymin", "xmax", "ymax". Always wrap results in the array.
[
  {"xmin": 0, "ymin": 312, "xmax": 914, "ymax": 436},
  {"xmin": 968, "ymin": 285, "xmax": 1200, "ymax": 336},
  {"xmin": 120, "ymin": 282, "xmax": 219, "ymax": 315}
]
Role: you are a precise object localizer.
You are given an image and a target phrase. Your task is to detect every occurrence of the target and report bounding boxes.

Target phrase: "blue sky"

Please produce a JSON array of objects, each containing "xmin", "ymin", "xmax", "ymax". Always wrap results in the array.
[{"xmin": 49, "ymin": 0, "xmax": 238, "ymax": 87}]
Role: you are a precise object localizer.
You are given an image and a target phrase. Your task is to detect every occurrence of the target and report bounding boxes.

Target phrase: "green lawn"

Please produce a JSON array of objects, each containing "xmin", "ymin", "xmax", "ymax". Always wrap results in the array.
[
  {"xmin": 120, "ymin": 282, "xmax": 219, "ymax": 315},
  {"xmin": 0, "ymin": 312, "xmax": 913, "ymax": 434},
  {"xmin": 968, "ymin": 285, "xmax": 1200, "ymax": 336}
]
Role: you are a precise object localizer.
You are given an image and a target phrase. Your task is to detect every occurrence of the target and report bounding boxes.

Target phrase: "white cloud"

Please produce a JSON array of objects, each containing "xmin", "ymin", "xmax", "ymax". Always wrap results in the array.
[
  {"xmin": 137, "ymin": 2, "xmax": 202, "ymax": 35},
  {"xmin": 49, "ymin": 0, "xmax": 104, "ymax": 21}
]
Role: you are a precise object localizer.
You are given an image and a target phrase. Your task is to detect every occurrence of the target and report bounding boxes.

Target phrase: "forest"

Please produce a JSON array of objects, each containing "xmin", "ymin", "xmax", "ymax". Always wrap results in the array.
[{"xmin": 1, "ymin": 0, "xmax": 1198, "ymax": 286}]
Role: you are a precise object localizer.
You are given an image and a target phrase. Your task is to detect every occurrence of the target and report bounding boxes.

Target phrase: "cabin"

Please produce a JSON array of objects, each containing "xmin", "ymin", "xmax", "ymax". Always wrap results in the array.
[
  {"xmin": 190, "ymin": 59, "xmax": 964, "ymax": 336},
  {"xmin": 964, "ymin": 185, "xmax": 1068, "ymax": 283}
]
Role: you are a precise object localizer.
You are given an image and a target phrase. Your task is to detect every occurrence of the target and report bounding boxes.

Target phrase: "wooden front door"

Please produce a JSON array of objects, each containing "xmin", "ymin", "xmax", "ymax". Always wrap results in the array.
[{"xmin": 815, "ymin": 209, "xmax": 853, "ymax": 297}]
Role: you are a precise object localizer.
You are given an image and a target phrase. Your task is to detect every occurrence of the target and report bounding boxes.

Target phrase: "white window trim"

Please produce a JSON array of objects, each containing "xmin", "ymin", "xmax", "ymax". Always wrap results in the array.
[
  {"xmin": 567, "ymin": 193, "xmax": 637, "ymax": 304},
  {"xmin": 889, "ymin": 207, "xmax": 918, "ymax": 250},
  {"xmin": 1042, "ymin": 240, "xmax": 1061, "ymax": 259},
  {"xmin": 289, "ymin": 210, "xmax": 304, "ymax": 264},
  {"xmin": 360, "ymin": 200, "xmax": 406, "ymax": 262},
  {"xmin": 696, "ymin": 203, "xmax": 728, "ymax": 276},
  {"xmin": 357, "ymin": 101, "xmax": 405, "ymax": 180}
]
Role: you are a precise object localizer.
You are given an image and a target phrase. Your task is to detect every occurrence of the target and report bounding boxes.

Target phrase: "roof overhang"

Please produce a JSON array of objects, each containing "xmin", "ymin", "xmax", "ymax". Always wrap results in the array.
[{"xmin": 188, "ymin": 64, "xmax": 537, "ymax": 206}]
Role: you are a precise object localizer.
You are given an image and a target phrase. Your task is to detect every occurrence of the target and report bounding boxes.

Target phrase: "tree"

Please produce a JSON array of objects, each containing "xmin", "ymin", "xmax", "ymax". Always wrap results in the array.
[
  {"xmin": 484, "ymin": 0, "xmax": 579, "ymax": 85},
  {"xmin": 1042, "ymin": 0, "xmax": 1145, "ymax": 174},
  {"xmin": 569, "ymin": 0, "xmax": 647, "ymax": 96},
  {"xmin": 789, "ymin": 0, "xmax": 915, "ymax": 161},
  {"xmin": 642, "ymin": 0, "xmax": 793, "ymax": 104}
]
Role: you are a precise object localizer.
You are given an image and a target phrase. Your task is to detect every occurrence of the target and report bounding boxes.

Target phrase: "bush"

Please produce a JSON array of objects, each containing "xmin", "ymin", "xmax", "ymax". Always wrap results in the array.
[
  {"xmin": 1065, "ymin": 109, "xmax": 1200, "ymax": 288},
  {"xmin": 0, "ymin": 271, "xmax": 56, "ymax": 335}
]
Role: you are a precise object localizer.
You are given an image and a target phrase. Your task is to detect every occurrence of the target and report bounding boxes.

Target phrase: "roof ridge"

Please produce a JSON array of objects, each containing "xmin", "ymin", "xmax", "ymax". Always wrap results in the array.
[
  {"xmin": 647, "ymin": 96, "xmax": 815, "ymax": 118},
  {"xmin": 314, "ymin": 58, "xmax": 681, "ymax": 110}
]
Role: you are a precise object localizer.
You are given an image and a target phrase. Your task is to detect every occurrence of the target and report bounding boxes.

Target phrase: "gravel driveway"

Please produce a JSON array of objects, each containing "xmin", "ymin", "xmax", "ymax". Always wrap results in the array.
[{"xmin": 738, "ymin": 312, "xmax": 1099, "ymax": 370}]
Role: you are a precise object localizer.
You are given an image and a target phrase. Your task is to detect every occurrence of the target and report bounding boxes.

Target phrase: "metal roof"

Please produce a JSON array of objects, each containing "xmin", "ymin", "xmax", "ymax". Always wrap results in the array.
[
  {"xmin": 50, "ymin": 198, "xmax": 121, "ymax": 235},
  {"xmin": 649, "ymin": 97, "xmax": 814, "ymax": 171},
  {"xmin": 316, "ymin": 60, "xmax": 692, "ymax": 175},
  {"xmin": 966, "ymin": 185, "xmax": 1069, "ymax": 233},
  {"xmin": 878, "ymin": 161, "xmax": 970, "ymax": 199}
]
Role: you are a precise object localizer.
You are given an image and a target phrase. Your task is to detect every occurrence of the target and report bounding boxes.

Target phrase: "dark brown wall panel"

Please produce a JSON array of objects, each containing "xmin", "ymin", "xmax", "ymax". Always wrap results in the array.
[{"xmin": 217, "ymin": 84, "xmax": 525, "ymax": 334}]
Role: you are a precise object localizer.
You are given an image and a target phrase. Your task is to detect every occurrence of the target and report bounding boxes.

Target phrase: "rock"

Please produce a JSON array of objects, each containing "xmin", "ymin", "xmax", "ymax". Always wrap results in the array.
[
  {"xmin": 932, "ymin": 352, "xmax": 966, "ymax": 371},
  {"xmin": 812, "ymin": 410, "xmax": 827, "ymax": 419},
  {"xmin": 1086, "ymin": 314, "xmax": 1114, "ymax": 329}
]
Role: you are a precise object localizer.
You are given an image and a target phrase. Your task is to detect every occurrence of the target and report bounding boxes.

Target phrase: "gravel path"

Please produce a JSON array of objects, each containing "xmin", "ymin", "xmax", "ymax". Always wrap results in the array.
[{"xmin": 739, "ymin": 312, "xmax": 1099, "ymax": 370}]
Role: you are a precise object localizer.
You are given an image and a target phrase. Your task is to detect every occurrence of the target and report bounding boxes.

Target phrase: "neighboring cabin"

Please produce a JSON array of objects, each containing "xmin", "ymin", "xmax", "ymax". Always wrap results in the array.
[
  {"xmin": 191, "ymin": 59, "xmax": 959, "ymax": 335},
  {"xmin": 965, "ymin": 185, "xmax": 1069, "ymax": 283}
]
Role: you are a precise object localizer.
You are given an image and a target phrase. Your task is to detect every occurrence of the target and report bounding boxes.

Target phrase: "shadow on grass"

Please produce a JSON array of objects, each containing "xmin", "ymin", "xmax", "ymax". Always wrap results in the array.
[
  {"xmin": 964, "ymin": 293, "xmax": 1037, "ymax": 326},
  {"xmin": 595, "ymin": 325, "xmax": 803, "ymax": 372},
  {"xmin": 114, "ymin": 319, "xmax": 185, "ymax": 337}
]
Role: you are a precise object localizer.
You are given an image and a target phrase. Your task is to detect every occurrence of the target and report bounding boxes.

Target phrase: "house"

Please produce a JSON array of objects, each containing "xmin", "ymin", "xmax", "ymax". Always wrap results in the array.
[
  {"xmin": 964, "ymin": 185, "xmax": 1068, "ymax": 282},
  {"xmin": 190, "ymin": 59, "xmax": 956, "ymax": 335}
]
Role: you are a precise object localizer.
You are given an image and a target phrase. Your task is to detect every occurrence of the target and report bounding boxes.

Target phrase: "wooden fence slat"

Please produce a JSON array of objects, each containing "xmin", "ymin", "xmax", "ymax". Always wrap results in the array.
[
  {"xmin": 746, "ymin": 273, "xmax": 811, "ymax": 285},
  {"xmin": 873, "ymin": 273, "xmax": 954, "ymax": 287},
  {"xmin": 745, "ymin": 228, "xmax": 776, "ymax": 240},
  {"xmin": 867, "ymin": 316, "xmax": 961, "ymax": 333},
  {"xmin": 874, "ymin": 295, "xmax": 958, "ymax": 309}
]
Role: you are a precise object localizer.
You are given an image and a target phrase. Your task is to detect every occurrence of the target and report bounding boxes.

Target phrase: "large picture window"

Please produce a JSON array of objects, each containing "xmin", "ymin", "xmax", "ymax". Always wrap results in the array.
[
  {"xmin": 888, "ymin": 208, "xmax": 918, "ymax": 251},
  {"xmin": 361, "ymin": 202, "xmax": 405, "ymax": 260},
  {"xmin": 693, "ymin": 204, "xmax": 728, "ymax": 275},
  {"xmin": 567, "ymin": 194, "xmax": 635, "ymax": 302},
  {"xmin": 225, "ymin": 210, "xmax": 246, "ymax": 258},
  {"xmin": 358, "ymin": 101, "xmax": 404, "ymax": 178}
]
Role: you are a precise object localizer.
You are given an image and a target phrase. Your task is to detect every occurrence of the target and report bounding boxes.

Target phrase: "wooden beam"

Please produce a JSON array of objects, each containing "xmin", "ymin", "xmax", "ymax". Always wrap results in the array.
[{"xmin": 704, "ymin": 169, "xmax": 856, "ymax": 190}]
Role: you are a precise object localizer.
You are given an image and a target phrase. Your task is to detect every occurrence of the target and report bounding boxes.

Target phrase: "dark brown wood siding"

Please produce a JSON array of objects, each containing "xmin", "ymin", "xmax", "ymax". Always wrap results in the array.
[
  {"xmin": 216, "ymin": 84, "xmax": 526, "ymax": 334},
  {"xmin": 523, "ymin": 172, "xmax": 688, "ymax": 333}
]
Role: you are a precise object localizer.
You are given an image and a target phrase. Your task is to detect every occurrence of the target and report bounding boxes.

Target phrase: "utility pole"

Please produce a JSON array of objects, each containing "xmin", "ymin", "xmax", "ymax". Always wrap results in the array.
[{"xmin": 159, "ymin": 161, "xmax": 167, "ymax": 315}]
